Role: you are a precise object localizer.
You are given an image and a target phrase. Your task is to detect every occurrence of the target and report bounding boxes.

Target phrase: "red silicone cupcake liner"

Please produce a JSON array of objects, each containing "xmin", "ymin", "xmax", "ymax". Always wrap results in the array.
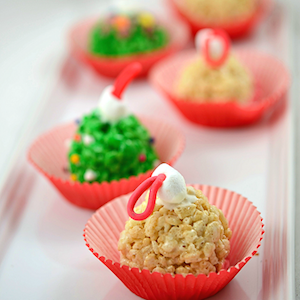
[
  {"xmin": 28, "ymin": 116, "xmax": 185, "ymax": 210},
  {"xmin": 150, "ymin": 49, "xmax": 290, "ymax": 127},
  {"xmin": 84, "ymin": 184, "xmax": 264, "ymax": 300},
  {"xmin": 168, "ymin": 0, "xmax": 272, "ymax": 39},
  {"xmin": 69, "ymin": 16, "xmax": 190, "ymax": 78}
]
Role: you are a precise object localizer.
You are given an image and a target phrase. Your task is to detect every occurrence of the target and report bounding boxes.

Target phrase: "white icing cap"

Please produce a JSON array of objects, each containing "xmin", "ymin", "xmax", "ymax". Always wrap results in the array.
[
  {"xmin": 152, "ymin": 163, "xmax": 187, "ymax": 206},
  {"xmin": 195, "ymin": 28, "xmax": 213, "ymax": 52},
  {"xmin": 127, "ymin": 163, "xmax": 198, "ymax": 220},
  {"xmin": 98, "ymin": 63, "xmax": 142, "ymax": 123},
  {"xmin": 98, "ymin": 85, "xmax": 130, "ymax": 123}
]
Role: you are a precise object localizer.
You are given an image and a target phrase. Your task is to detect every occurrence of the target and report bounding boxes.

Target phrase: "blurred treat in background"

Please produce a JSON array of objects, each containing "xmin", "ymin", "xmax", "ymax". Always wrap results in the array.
[
  {"xmin": 183, "ymin": 0, "xmax": 257, "ymax": 24},
  {"xmin": 69, "ymin": 0, "xmax": 190, "ymax": 77},
  {"xmin": 150, "ymin": 28, "xmax": 290, "ymax": 127},
  {"xmin": 89, "ymin": 12, "xmax": 169, "ymax": 57},
  {"xmin": 168, "ymin": 0, "xmax": 272, "ymax": 38},
  {"xmin": 176, "ymin": 29, "xmax": 254, "ymax": 104},
  {"xmin": 176, "ymin": 55, "xmax": 253, "ymax": 103}
]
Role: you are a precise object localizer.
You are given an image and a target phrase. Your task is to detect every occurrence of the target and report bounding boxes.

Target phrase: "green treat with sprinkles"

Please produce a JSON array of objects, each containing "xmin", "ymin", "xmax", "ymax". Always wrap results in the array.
[
  {"xmin": 68, "ymin": 110, "xmax": 158, "ymax": 183},
  {"xmin": 89, "ymin": 12, "xmax": 168, "ymax": 57}
]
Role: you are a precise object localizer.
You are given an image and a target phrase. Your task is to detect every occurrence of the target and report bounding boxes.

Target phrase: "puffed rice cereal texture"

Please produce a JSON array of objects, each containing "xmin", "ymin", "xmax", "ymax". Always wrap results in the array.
[
  {"xmin": 180, "ymin": 0, "xmax": 257, "ymax": 24},
  {"xmin": 118, "ymin": 186, "xmax": 232, "ymax": 276},
  {"xmin": 176, "ymin": 55, "xmax": 253, "ymax": 103}
]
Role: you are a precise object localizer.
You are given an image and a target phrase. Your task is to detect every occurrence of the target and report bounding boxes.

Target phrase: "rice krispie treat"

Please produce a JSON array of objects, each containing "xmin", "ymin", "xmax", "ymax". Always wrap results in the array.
[
  {"xmin": 118, "ymin": 163, "xmax": 232, "ymax": 276},
  {"xmin": 176, "ymin": 55, "xmax": 252, "ymax": 103},
  {"xmin": 68, "ymin": 63, "xmax": 158, "ymax": 184},
  {"xmin": 176, "ymin": 29, "xmax": 253, "ymax": 103},
  {"xmin": 180, "ymin": 0, "xmax": 257, "ymax": 25}
]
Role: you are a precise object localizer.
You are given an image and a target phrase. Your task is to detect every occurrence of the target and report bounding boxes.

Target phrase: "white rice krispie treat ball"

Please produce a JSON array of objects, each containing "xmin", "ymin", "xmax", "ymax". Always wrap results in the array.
[
  {"xmin": 181, "ymin": 0, "xmax": 257, "ymax": 24},
  {"xmin": 118, "ymin": 186, "xmax": 232, "ymax": 276},
  {"xmin": 176, "ymin": 55, "xmax": 253, "ymax": 103}
]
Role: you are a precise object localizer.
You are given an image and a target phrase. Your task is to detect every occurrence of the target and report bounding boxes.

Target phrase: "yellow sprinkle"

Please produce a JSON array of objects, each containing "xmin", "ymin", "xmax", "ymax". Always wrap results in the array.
[
  {"xmin": 138, "ymin": 13, "xmax": 155, "ymax": 28},
  {"xmin": 70, "ymin": 174, "xmax": 77, "ymax": 181},
  {"xmin": 70, "ymin": 154, "xmax": 80, "ymax": 164}
]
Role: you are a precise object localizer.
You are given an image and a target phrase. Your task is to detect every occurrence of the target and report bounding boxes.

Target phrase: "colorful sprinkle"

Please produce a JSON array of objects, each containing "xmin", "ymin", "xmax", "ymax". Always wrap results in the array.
[
  {"xmin": 70, "ymin": 174, "xmax": 77, "ymax": 181},
  {"xmin": 74, "ymin": 134, "xmax": 81, "ymax": 142},
  {"xmin": 139, "ymin": 154, "xmax": 146, "ymax": 162},
  {"xmin": 83, "ymin": 134, "xmax": 94, "ymax": 145},
  {"xmin": 138, "ymin": 13, "xmax": 155, "ymax": 29},
  {"xmin": 112, "ymin": 16, "xmax": 131, "ymax": 31},
  {"xmin": 63, "ymin": 167, "xmax": 69, "ymax": 173},
  {"xmin": 149, "ymin": 137, "xmax": 155, "ymax": 144},
  {"xmin": 70, "ymin": 154, "xmax": 80, "ymax": 164},
  {"xmin": 90, "ymin": 12, "xmax": 168, "ymax": 57},
  {"xmin": 75, "ymin": 119, "xmax": 81, "ymax": 125},
  {"xmin": 84, "ymin": 169, "xmax": 96, "ymax": 181}
]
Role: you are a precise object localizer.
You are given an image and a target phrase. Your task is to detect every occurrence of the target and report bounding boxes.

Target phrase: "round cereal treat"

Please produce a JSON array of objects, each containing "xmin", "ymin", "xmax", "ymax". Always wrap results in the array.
[
  {"xmin": 181, "ymin": 0, "xmax": 257, "ymax": 25},
  {"xmin": 67, "ymin": 63, "xmax": 159, "ymax": 184},
  {"xmin": 89, "ymin": 12, "xmax": 169, "ymax": 57},
  {"xmin": 68, "ymin": 113, "xmax": 158, "ymax": 183},
  {"xmin": 118, "ymin": 164, "xmax": 232, "ymax": 276},
  {"xmin": 176, "ymin": 29, "xmax": 253, "ymax": 103},
  {"xmin": 176, "ymin": 55, "xmax": 253, "ymax": 103}
]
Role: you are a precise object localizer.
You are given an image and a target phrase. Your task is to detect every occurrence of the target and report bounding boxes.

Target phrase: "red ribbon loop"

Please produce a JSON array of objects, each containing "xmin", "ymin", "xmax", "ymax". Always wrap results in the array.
[
  {"xmin": 203, "ymin": 29, "xmax": 230, "ymax": 68},
  {"xmin": 127, "ymin": 174, "xmax": 166, "ymax": 221},
  {"xmin": 112, "ymin": 62, "xmax": 142, "ymax": 99}
]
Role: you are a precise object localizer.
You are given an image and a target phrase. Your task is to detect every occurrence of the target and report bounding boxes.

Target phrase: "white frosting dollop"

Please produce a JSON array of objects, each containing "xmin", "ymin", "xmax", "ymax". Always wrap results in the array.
[
  {"xmin": 83, "ymin": 134, "xmax": 94, "ymax": 145},
  {"xmin": 98, "ymin": 85, "xmax": 130, "ymax": 123},
  {"xmin": 195, "ymin": 29, "xmax": 213, "ymax": 52},
  {"xmin": 84, "ymin": 169, "xmax": 96, "ymax": 181},
  {"xmin": 152, "ymin": 163, "xmax": 197, "ymax": 210}
]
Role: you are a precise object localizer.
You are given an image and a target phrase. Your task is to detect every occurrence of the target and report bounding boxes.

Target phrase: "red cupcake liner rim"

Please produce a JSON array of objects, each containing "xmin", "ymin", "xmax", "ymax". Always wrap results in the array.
[{"xmin": 27, "ymin": 116, "xmax": 185, "ymax": 188}]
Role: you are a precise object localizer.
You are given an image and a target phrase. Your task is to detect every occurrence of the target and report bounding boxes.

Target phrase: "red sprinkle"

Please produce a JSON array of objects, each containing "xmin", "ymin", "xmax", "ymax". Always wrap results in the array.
[
  {"xmin": 139, "ymin": 154, "xmax": 146, "ymax": 162},
  {"xmin": 74, "ymin": 134, "xmax": 81, "ymax": 142}
]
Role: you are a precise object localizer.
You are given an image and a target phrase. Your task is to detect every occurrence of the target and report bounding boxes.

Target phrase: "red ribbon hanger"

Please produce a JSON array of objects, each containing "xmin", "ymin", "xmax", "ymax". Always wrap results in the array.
[
  {"xmin": 203, "ymin": 29, "xmax": 230, "ymax": 68},
  {"xmin": 112, "ymin": 62, "xmax": 142, "ymax": 99},
  {"xmin": 127, "ymin": 174, "xmax": 166, "ymax": 221}
]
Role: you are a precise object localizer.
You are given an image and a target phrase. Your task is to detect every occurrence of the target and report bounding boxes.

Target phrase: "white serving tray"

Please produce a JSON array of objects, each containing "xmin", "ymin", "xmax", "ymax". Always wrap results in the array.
[{"xmin": 0, "ymin": 1, "xmax": 295, "ymax": 299}]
